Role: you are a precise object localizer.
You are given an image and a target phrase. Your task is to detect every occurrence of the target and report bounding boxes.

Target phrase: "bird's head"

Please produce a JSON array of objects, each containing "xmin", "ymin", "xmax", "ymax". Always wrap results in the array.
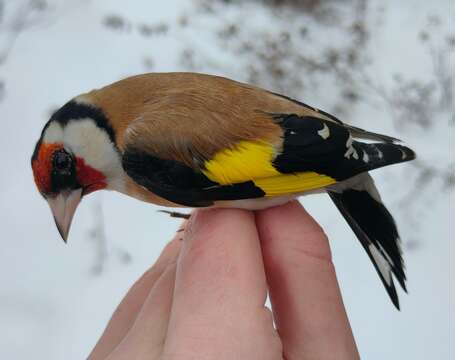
[{"xmin": 31, "ymin": 99, "xmax": 124, "ymax": 242}]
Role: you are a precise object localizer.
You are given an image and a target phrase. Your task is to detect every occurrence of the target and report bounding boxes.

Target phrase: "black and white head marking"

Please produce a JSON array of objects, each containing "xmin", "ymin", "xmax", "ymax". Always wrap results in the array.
[{"xmin": 39, "ymin": 99, "xmax": 126, "ymax": 192}]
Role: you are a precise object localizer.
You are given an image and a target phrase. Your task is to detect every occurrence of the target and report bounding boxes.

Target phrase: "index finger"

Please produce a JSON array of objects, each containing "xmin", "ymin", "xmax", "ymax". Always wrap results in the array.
[
  {"xmin": 162, "ymin": 208, "xmax": 281, "ymax": 359},
  {"xmin": 256, "ymin": 201, "xmax": 359, "ymax": 360}
]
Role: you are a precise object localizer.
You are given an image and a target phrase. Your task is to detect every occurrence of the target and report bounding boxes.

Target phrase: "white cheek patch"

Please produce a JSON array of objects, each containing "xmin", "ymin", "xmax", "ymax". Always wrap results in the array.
[
  {"xmin": 63, "ymin": 119, "xmax": 125, "ymax": 191},
  {"xmin": 43, "ymin": 122, "xmax": 64, "ymax": 143}
]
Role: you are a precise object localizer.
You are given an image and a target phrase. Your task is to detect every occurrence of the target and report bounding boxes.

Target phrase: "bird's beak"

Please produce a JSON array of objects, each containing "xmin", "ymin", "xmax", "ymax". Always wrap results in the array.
[{"xmin": 47, "ymin": 188, "xmax": 82, "ymax": 243}]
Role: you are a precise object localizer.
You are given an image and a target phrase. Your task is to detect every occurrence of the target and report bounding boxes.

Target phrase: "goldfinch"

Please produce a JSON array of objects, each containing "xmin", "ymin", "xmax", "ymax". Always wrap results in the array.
[{"xmin": 31, "ymin": 72, "xmax": 415, "ymax": 308}]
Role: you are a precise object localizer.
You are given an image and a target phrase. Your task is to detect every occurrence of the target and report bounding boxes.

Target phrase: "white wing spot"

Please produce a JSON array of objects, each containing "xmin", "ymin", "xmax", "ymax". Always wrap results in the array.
[
  {"xmin": 318, "ymin": 123, "xmax": 330, "ymax": 139},
  {"xmin": 344, "ymin": 135, "xmax": 359, "ymax": 160},
  {"xmin": 362, "ymin": 150, "xmax": 370, "ymax": 163},
  {"xmin": 400, "ymin": 148, "xmax": 407, "ymax": 160}
]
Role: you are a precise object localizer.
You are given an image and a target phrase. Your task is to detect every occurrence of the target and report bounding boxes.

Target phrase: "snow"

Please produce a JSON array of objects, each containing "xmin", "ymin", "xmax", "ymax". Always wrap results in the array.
[{"xmin": 0, "ymin": 0, "xmax": 454, "ymax": 359}]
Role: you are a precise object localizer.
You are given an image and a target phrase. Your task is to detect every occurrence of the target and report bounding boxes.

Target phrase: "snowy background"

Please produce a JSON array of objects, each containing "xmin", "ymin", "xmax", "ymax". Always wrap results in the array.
[{"xmin": 1, "ymin": 0, "xmax": 454, "ymax": 358}]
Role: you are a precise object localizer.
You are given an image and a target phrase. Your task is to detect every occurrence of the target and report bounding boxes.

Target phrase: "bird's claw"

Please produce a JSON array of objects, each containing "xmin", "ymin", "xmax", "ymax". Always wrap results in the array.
[{"xmin": 158, "ymin": 210, "xmax": 191, "ymax": 220}]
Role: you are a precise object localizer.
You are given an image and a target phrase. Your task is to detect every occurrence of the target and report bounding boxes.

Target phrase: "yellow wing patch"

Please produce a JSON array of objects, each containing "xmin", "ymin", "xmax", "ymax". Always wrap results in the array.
[
  {"xmin": 202, "ymin": 141, "xmax": 336, "ymax": 196},
  {"xmin": 254, "ymin": 173, "xmax": 336, "ymax": 196},
  {"xmin": 203, "ymin": 140, "xmax": 280, "ymax": 184}
]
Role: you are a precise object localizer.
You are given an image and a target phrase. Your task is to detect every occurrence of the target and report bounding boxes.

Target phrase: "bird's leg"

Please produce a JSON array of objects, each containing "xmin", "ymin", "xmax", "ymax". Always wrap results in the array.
[{"xmin": 158, "ymin": 209, "xmax": 191, "ymax": 220}]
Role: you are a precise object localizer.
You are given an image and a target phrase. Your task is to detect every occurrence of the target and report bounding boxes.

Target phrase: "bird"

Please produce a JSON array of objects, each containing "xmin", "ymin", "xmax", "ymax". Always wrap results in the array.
[{"xmin": 31, "ymin": 72, "xmax": 415, "ymax": 309}]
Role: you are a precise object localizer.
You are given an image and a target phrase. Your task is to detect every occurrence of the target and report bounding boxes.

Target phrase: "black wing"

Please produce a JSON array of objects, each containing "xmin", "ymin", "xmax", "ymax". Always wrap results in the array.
[{"xmin": 272, "ymin": 114, "xmax": 415, "ymax": 181}]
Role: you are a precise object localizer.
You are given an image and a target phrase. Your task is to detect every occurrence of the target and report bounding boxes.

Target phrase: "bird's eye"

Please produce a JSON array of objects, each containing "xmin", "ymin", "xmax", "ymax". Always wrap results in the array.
[{"xmin": 53, "ymin": 149, "xmax": 72, "ymax": 172}]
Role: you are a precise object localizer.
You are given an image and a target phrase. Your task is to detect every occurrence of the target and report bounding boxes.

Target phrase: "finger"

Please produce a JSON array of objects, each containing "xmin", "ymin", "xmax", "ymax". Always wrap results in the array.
[
  {"xmin": 106, "ymin": 263, "xmax": 177, "ymax": 360},
  {"xmin": 88, "ymin": 226, "xmax": 184, "ymax": 360},
  {"xmin": 162, "ymin": 208, "xmax": 282, "ymax": 360},
  {"xmin": 256, "ymin": 201, "xmax": 359, "ymax": 360}
]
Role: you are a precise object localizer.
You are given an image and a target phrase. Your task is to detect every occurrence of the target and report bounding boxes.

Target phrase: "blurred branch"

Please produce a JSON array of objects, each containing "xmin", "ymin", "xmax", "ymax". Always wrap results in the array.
[
  {"xmin": 364, "ymin": 14, "xmax": 455, "ymax": 130},
  {"xmin": 185, "ymin": 0, "xmax": 370, "ymax": 119},
  {"xmin": 0, "ymin": 0, "xmax": 57, "ymax": 103},
  {"xmin": 88, "ymin": 198, "xmax": 132, "ymax": 276},
  {"xmin": 429, "ymin": 43, "xmax": 453, "ymax": 110},
  {"xmin": 88, "ymin": 199, "xmax": 109, "ymax": 275},
  {"xmin": 200, "ymin": 0, "xmax": 352, "ymax": 21},
  {"xmin": 0, "ymin": 0, "xmax": 53, "ymax": 65}
]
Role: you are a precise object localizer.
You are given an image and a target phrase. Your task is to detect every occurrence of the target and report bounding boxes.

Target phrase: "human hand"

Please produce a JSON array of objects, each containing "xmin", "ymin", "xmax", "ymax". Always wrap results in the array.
[{"xmin": 88, "ymin": 201, "xmax": 359, "ymax": 360}]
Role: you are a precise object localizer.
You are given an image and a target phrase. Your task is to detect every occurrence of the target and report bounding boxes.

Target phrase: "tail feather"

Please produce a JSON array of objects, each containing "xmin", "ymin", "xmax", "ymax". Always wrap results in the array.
[{"xmin": 328, "ymin": 177, "xmax": 406, "ymax": 309}]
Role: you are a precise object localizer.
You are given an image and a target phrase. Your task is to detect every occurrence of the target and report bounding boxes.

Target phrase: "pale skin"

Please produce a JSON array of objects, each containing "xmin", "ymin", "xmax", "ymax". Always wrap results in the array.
[{"xmin": 88, "ymin": 201, "xmax": 360, "ymax": 360}]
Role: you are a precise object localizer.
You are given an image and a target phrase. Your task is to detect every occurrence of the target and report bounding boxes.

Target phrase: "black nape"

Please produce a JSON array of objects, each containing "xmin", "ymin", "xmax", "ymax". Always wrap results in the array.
[{"xmin": 50, "ymin": 100, "xmax": 117, "ymax": 144}]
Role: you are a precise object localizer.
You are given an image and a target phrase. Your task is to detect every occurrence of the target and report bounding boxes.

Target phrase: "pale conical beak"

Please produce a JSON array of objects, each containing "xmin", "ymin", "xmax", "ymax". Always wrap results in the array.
[{"xmin": 47, "ymin": 188, "xmax": 82, "ymax": 243}]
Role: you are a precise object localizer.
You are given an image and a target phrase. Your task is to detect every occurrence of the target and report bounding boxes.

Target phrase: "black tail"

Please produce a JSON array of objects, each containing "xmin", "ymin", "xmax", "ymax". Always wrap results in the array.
[{"xmin": 328, "ymin": 179, "xmax": 406, "ymax": 309}]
